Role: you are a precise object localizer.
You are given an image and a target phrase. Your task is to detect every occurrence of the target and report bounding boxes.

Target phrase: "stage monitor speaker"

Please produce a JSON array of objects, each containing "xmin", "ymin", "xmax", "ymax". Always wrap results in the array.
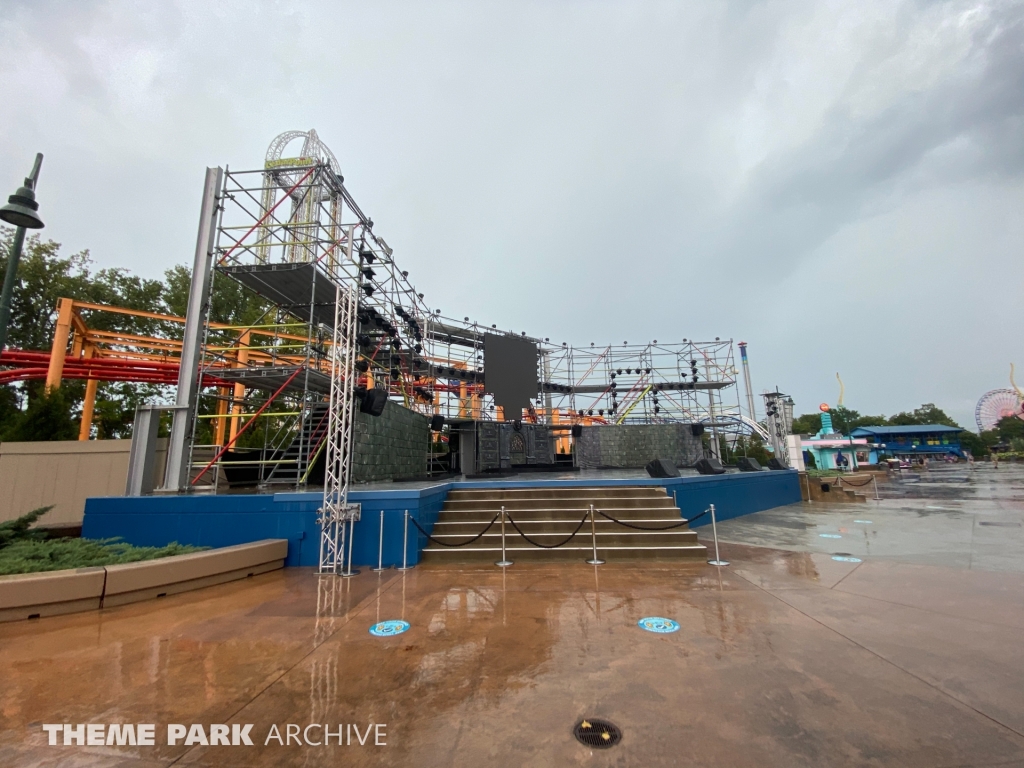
[
  {"xmin": 735, "ymin": 457, "xmax": 763, "ymax": 472},
  {"xmin": 695, "ymin": 457, "xmax": 726, "ymax": 475},
  {"xmin": 570, "ymin": 424, "xmax": 583, "ymax": 437},
  {"xmin": 767, "ymin": 458, "xmax": 787, "ymax": 470},
  {"xmin": 690, "ymin": 423, "xmax": 705, "ymax": 437},
  {"xmin": 359, "ymin": 388, "xmax": 388, "ymax": 417},
  {"xmin": 429, "ymin": 414, "xmax": 445, "ymax": 432},
  {"xmin": 645, "ymin": 458, "xmax": 680, "ymax": 478}
]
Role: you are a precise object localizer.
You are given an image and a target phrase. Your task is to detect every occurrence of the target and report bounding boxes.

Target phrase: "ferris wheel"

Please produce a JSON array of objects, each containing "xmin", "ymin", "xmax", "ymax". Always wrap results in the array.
[{"xmin": 975, "ymin": 389, "xmax": 1024, "ymax": 432}]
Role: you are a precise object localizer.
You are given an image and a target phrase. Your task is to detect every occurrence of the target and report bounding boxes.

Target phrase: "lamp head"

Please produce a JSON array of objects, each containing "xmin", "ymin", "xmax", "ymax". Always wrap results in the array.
[{"xmin": 0, "ymin": 184, "xmax": 44, "ymax": 229}]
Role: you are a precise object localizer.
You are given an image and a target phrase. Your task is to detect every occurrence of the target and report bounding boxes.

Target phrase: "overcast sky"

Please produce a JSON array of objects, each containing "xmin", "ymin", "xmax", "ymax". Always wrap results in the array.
[{"xmin": 1, "ymin": 0, "xmax": 1021, "ymax": 429}]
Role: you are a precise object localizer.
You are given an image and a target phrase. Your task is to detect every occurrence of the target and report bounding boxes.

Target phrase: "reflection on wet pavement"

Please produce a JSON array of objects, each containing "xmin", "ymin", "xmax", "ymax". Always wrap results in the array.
[
  {"xmin": 0, "ymin": 466, "xmax": 1022, "ymax": 766},
  {"xmin": 710, "ymin": 464, "xmax": 1024, "ymax": 572}
]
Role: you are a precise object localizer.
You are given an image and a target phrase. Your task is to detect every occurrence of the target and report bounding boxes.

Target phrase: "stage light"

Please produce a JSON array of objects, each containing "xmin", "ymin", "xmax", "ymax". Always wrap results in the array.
[
  {"xmin": 402, "ymin": 270, "xmax": 409, "ymax": 277},
  {"xmin": 598, "ymin": 409, "xmax": 604, "ymax": 416},
  {"xmin": 626, "ymin": 368, "xmax": 632, "ymax": 375},
  {"xmin": 362, "ymin": 285, "xmax": 374, "ymax": 296},
  {"xmin": 646, "ymin": 368, "xmax": 652, "ymax": 374},
  {"xmin": 616, "ymin": 369, "xmax": 622, "ymax": 375},
  {"xmin": 610, "ymin": 372, "xmax": 616, "ymax": 378}
]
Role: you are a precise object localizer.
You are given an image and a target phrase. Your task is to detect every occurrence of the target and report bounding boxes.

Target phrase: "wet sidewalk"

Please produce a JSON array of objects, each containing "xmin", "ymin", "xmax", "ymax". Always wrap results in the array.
[{"xmin": 1, "ymin": 466, "xmax": 1022, "ymax": 767}]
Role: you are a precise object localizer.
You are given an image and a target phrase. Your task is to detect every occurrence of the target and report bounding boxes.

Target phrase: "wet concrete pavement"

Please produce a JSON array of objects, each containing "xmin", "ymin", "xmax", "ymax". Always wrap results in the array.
[{"xmin": 1, "ymin": 465, "xmax": 1022, "ymax": 767}]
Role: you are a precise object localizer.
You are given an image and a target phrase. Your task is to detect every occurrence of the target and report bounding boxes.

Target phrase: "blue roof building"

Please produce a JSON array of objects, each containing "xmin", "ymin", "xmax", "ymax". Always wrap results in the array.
[{"xmin": 849, "ymin": 424, "xmax": 964, "ymax": 460}]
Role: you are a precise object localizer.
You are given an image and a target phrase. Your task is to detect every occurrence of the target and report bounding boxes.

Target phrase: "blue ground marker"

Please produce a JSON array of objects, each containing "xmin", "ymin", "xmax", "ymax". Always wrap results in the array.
[
  {"xmin": 819, "ymin": 533, "xmax": 842, "ymax": 539},
  {"xmin": 369, "ymin": 620, "xmax": 410, "ymax": 637},
  {"xmin": 638, "ymin": 617, "xmax": 680, "ymax": 634},
  {"xmin": 832, "ymin": 556, "xmax": 862, "ymax": 563},
  {"xmin": 853, "ymin": 520, "xmax": 872, "ymax": 524}
]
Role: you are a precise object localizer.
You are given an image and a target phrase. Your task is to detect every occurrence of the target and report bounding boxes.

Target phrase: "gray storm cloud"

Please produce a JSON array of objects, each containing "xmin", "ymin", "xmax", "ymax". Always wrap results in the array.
[{"xmin": 0, "ymin": 0, "xmax": 1021, "ymax": 428}]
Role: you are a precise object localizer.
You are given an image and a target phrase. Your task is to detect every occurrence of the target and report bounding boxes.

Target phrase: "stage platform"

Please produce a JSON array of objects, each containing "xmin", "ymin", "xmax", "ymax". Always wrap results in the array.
[{"xmin": 82, "ymin": 469, "xmax": 801, "ymax": 568}]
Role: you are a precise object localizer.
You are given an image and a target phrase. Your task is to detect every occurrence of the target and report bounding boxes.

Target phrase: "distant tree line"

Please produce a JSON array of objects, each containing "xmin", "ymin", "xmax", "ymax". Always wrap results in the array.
[{"xmin": 790, "ymin": 403, "xmax": 1011, "ymax": 458}]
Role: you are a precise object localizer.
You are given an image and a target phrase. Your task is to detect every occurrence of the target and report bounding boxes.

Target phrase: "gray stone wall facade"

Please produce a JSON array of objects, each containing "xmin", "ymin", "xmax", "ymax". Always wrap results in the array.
[
  {"xmin": 576, "ymin": 424, "xmax": 703, "ymax": 469},
  {"xmin": 351, "ymin": 400, "xmax": 430, "ymax": 482}
]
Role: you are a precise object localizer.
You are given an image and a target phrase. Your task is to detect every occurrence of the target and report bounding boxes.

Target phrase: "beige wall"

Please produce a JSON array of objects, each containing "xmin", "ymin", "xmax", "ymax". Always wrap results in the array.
[{"xmin": 0, "ymin": 440, "xmax": 167, "ymax": 527}]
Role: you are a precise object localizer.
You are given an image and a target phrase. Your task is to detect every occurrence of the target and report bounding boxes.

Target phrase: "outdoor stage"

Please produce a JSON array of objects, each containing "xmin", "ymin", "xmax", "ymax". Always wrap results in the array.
[{"xmin": 82, "ymin": 469, "xmax": 801, "ymax": 568}]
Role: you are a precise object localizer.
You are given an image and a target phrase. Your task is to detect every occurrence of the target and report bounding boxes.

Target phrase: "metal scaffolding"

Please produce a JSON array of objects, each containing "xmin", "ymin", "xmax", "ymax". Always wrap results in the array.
[{"xmin": 175, "ymin": 131, "xmax": 757, "ymax": 511}]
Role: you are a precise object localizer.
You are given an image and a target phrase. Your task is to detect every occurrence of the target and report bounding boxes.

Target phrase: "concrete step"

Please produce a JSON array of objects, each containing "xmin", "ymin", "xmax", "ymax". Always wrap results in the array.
[
  {"xmin": 421, "ymin": 484, "xmax": 706, "ymax": 563},
  {"xmin": 446, "ymin": 486, "xmax": 670, "ymax": 501},
  {"xmin": 435, "ymin": 508, "xmax": 686, "ymax": 524},
  {"xmin": 425, "ymin": 529, "xmax": 699, "ymax": 547},
  {"xmin": 420, "ymin": 543, "xmax": 708, "ymax": 562},
  {"xmin": 434, "ymin": 516, "xmax": 692, "ymax": 534},
  {"xmin": 442, "ymin": 496, "xmax": 677, "ymax": 511}
]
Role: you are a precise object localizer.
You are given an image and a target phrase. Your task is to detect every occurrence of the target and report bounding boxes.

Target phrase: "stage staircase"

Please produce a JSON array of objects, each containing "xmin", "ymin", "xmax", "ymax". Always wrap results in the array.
[
  {"xmin": 263, "ymin": 401, "xmax": 331, "ymax": 486},
  {"xmin": 420, "ymin": 486, "xmax": 707, "ymax": 563}
]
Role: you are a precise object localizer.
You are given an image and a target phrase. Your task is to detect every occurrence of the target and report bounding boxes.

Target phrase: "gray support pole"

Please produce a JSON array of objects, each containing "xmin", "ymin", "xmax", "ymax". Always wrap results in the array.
[
  {"xmin": 586, "ymin": 504, "xmax": 605, "ymax": 565},
  {"xmin": 495, "ymin": 505, "xmax": 512, "ymax": 567},
  {"xmin": 372, "ymin": 509, "xmax": 387, "ymax": 571},
  {"xmin": 342, "ymin": 518, "xmax": 360, "ymax": 577},
  {"xmin": 125, "ymin": 404, "xmax": 162, "ymax": 496},
  {"xmin": 707, "ymin": 504, "xmax": 729, "ymax": 566},
  {"xmin": 397, "ymin": 510, "xmax": 412, "ymax": 570},
  {"xmin": 162, "ymin": 167, "xmax": 224, "ymax": 491}
]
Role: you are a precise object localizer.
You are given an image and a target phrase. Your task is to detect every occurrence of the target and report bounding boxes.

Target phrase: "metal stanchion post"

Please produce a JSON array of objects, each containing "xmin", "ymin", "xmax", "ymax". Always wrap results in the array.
[
  {"xmin": 586, "ymin": 504, "xmax": 605, "ymax": 565},
  {"xmin": 342, "ymin": 517, "xmax": 361, "ymax": 577},
  {"xmin": 707, "ymin": 503, "xmax": 729, "ymax": 566},
  {"xmin": 872, "ymin": 475, "xmax": 880, "ymax": 501},
  {"xmin": 495, "ymin": 505, "xmax": 513, "ymax": 567},
  {"xmin": 372, "ymin": 509, "xmax": 387, "ymax": 572},
  {"xmin": 397, "ymin": 509, "xmax": 413, "ymax": 571}
]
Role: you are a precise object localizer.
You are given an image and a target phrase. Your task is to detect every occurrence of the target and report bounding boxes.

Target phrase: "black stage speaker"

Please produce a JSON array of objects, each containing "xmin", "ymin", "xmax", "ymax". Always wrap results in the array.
[
  {"xmin": 695, "ymin": 457, "xmax": 726, "ymax": 475},
  {"xmin": 571, "ymin": 424, "xmax": 583, "ymax": 437},
  {"xmin": 690, "ymin": 423, "xmax": 705, "ymax": 437},
  {"xmin": 736, "ymin": 457, "xmax": 763, "ymax": 472},
  {"xmin": 645, "ymin": 458, "xmax": 680, "ymax": 478},
  {"xmin": 767, "ymin": 458, "xmax": 787, "ymax": 470},
  {"xmin": 429, "ymin": 414, "xmax": 445, "ymax": 431},
  {"xmin": 359, "ymin": 388, "xmax": 388, "ymax": 417}
]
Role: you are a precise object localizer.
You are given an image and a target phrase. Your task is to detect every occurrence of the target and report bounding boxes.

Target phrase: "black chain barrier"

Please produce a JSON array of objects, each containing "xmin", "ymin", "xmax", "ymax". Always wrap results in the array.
[
  {"xmin": 835, "ymin": 475, "xmax": 875, "ymax": 488},
  {"xmin": 503, "ymin": 510, "xmax": 591, "ymax": 549},
  {"xmin": 408, "ymin": 511, "xmax": 501, "ymax": 547},
  {"xmin": 595, "ymin": 507, "xmax": 709, "ymax": 530}
]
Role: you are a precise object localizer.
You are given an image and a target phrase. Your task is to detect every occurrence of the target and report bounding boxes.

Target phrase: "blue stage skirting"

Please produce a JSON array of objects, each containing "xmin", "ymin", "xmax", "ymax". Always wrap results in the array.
[{"xmin": 82, "ymin": 471, "xmax": 801, "ymax": 568}]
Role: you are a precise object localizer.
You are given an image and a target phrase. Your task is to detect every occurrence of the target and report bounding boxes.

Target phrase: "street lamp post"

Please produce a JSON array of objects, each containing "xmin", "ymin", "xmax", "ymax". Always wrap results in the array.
[{"xmin": 0, "ymin": 153, "xmax": 45, "ymax": 352}]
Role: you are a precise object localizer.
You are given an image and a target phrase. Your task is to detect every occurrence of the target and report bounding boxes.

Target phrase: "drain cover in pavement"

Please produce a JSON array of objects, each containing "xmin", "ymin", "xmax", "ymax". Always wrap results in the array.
[{"xmin": 574, "ymin": 719, "xmax": 621, "ymax": 749}]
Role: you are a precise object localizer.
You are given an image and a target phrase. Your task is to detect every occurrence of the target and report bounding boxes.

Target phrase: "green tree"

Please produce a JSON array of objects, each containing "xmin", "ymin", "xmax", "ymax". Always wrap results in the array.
[
  {"xmin": 4, "ymin": 388, "xmax": 76, "ymax": 441},
  {"xmin": 791, "ymin": 413, "xmax": 824, "ymax": 435},
  {"xmin": 888, "ymin": 403, "xmax": 960, "ymax": 428},
  {"xmin": 992, "ymin": 415, "xmax": 1024, "ymax": 442}
]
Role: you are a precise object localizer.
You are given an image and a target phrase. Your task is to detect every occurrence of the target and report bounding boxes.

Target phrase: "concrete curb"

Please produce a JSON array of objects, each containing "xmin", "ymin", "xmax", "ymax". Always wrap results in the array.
[{"xmin": 0, "ymin": 539, "xmax": 287, "ymax": 623}]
